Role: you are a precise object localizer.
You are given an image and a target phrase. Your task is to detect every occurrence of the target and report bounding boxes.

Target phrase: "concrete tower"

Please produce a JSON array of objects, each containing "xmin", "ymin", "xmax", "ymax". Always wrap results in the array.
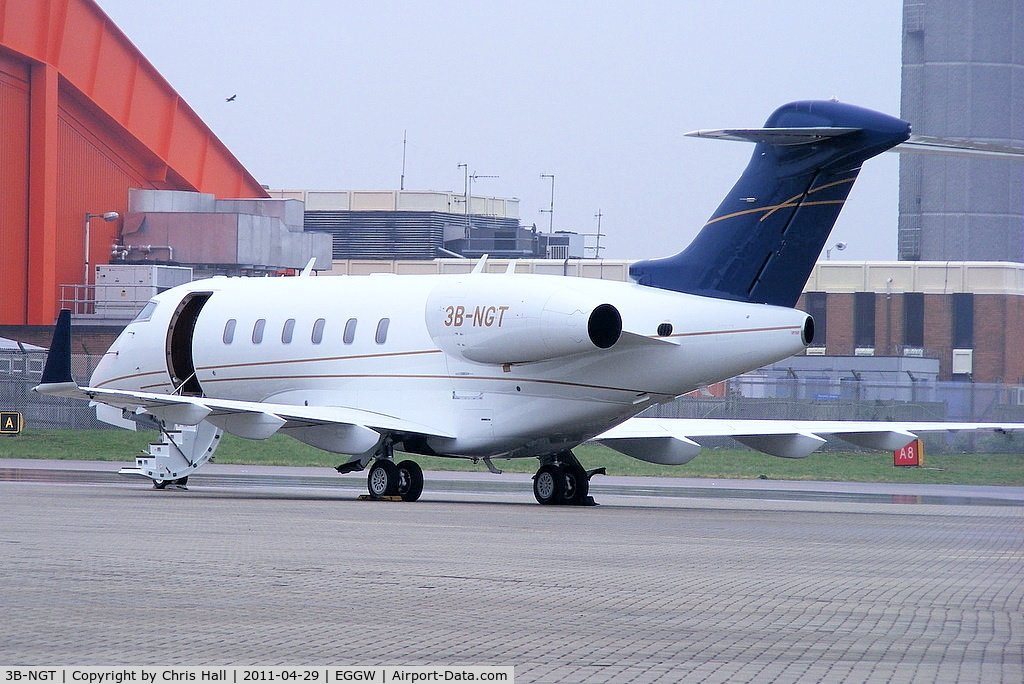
[{"xmin": 899, "ymin": 0, "xmax": 1024, "ymax": 261}]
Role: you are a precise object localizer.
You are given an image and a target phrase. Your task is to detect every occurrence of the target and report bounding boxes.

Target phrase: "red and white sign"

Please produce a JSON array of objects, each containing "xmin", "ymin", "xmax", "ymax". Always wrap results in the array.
[{"xmin": 894, "ymin": 439, "xmax": 924, "ymax": 467}]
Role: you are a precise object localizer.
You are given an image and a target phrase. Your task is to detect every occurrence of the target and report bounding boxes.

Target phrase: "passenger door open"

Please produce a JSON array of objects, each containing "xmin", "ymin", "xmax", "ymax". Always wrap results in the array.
[{"xmin": 165, "ymin": 292, "xmax": 212, "ymax": 396}]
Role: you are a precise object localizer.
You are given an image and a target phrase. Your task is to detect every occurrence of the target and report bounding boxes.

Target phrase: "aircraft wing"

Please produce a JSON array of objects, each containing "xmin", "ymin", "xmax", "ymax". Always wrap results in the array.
[
  {"xmin": 34, "ymin": 381, "xmax": 454, "ymax": 453},
  {"xmin": 594, "ymin": 417, "xmax": 1023, "ymax": 464}
]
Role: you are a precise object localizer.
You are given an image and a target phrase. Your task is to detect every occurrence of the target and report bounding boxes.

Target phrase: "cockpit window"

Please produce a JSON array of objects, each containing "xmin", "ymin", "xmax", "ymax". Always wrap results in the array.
[{"xmin": 132, "ymin": 301, "xmax": 158, "ymax": 323}]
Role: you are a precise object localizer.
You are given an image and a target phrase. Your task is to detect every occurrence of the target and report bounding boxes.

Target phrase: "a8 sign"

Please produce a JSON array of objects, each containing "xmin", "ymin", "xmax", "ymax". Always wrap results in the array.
[{"xmin": 894, "ymin": 439, "xmax": 924, "ymax": 467}]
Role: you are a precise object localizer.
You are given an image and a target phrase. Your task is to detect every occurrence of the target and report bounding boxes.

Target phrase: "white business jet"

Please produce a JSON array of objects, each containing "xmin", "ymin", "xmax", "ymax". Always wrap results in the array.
[{"xmin": 34, "ymin": 101, "xmax": 1024, "ymax": 504}]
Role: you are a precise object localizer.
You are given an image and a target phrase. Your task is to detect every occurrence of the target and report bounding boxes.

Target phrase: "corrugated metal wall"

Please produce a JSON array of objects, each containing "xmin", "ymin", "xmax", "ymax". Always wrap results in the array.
[
  {"xmin": 0, "ymin": 55, "xmax": 30, "ymax": 324},
  {"xmin": 0, "ymin": 0, "xmax": 272, "ymax": 325},
  {"xmin": 57, "ymin": 104, "xmax": 145, "ymax": 288}
]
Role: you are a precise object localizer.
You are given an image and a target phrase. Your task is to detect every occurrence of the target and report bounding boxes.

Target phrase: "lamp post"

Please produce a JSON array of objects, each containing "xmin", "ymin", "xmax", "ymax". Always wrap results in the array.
[
  {"xmin": 84, "ymin": 211, "xmax": 119, "ymax": 284},
  {"xmin": 458, "ymin": 163, "xmax": 469, "ymax": 238},
  {"xmin": 825, "ymin": 241, "xmax": 847, "ymax": 260},
  {"xmin": 540, "ymin": 173, "xmax": 555, "ymax": 235}
]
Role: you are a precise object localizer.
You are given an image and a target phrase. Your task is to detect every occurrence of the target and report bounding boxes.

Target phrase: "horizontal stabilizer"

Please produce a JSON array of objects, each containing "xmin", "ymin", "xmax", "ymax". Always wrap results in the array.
[
  {"xmin": 895, "ymin": 135, "xmax": 1024, "ymax": 160},
  {"xmin": 685, "ymin": 127, "xmax": 860, "ymax": 145}
]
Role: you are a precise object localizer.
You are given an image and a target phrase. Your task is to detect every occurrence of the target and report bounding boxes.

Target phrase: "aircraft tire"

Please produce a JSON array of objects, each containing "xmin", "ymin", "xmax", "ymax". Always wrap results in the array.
[
  {"xmin": 368, "ymin": 459, "xmax": 399, "ymax": 498},
  {"xmin": 152, "ymin": 479, "xmax": 169, "ymax": 490},
  {"xmin": 396, "ymin": 460, "xmax": 424, "ymax": 502},
  {"xmin": 562, "ymin": 464, "xmax": 589, "ymax": 505},
  {"xmin": 533, "ymin": 464, "xmax": 565, "ymax": 505}
]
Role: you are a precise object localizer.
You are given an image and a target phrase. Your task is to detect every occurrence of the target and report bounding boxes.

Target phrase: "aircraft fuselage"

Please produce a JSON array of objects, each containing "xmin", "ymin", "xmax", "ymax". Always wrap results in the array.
[{"xmin": 90, "ymin": 271, "xmax": 811, "ymax": 460}]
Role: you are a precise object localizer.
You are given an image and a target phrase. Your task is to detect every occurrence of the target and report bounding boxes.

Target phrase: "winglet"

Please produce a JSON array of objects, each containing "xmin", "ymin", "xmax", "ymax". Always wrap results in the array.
[{"xmin": 40, "ymin": 309, "xmax": 74, "ymax": 384}]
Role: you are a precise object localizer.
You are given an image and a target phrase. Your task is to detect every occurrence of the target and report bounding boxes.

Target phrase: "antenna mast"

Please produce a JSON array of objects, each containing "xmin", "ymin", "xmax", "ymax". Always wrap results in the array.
[{"xmin": 400, "ymin": 130, "xmax": 407, "ymax": 190}]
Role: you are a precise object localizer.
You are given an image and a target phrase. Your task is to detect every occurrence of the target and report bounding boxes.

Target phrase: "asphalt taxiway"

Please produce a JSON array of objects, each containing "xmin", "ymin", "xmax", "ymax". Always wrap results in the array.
[{"xmin": 1, "ymin": 459, "xmax": 1021, "ymax": 682}]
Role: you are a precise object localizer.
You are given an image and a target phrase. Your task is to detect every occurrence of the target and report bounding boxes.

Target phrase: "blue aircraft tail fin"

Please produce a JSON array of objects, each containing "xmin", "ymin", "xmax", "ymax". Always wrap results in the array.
[
  {"xmin": 40, "ymin": 309, "xmax": 74, "ymax": 385},
  {"xmin": 629, "ymin": 101, "xmax": 910, "ymax": 307}
]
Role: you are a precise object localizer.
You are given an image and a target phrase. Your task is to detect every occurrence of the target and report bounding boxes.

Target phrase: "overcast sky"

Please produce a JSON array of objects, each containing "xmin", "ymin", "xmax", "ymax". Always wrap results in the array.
[{"xmin": 97, "ymin": 0, "xmax": 903, "ymax": 262}]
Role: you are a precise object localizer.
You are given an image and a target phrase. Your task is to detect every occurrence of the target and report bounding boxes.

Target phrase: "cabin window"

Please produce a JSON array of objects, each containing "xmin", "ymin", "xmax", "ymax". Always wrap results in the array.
[
  {"xmin": 252, "ymin": 319, "xmax": 266, "ymax": 344},
  {"xmin": 375, "ymin": 318, "xmax": 390, "ymax": 345},
  {"xmin": 343, "ymin": 318, "xmax": 357, "ymax": 344},
  {"xmin": 312, "ymin": 318, "xmax": 326, "ymax": 344},
  {"xmin": 223, "ymin": 319, "xmax": 237, "ymax": 345},
  {"xmin": 282, "ymin": 318, "xmax": 295, "ymax": 344}
]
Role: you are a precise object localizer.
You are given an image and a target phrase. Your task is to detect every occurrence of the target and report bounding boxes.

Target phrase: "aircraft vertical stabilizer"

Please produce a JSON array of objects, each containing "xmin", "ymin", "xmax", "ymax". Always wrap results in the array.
[{"xmin": 629, "ymin": 101, "xmax": 910, "ymax": 307}]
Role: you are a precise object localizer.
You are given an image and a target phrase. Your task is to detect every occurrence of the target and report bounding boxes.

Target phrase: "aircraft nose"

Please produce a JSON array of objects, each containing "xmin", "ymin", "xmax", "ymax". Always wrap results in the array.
[{"xmin": 89, "ymin": 351, "xmax": 116, "ymax": 387}]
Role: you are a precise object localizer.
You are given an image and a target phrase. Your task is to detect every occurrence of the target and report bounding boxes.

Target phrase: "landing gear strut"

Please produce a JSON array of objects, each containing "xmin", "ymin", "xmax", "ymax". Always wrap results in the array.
[{"xmin": 533, "ymin": 450, "xmax": 602, "ymax": 506}]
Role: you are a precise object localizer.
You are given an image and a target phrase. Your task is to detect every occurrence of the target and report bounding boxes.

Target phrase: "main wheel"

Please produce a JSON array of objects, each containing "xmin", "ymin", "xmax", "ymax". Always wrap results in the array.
[
  {"xmin": 533, "ymin": 464, "xmax": 565, "ymax": 505},
  {"xmin": 395, "ymin": 460, "xmax": 424, "ymax": 502},
  {"xmin": 367, "ymin": 459, "xmax": 399, "ymax": 498}
]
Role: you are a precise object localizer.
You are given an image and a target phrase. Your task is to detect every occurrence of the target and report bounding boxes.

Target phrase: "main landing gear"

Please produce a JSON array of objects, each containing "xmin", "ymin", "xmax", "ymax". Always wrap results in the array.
[
  {"xmin": 533, "ymin": 450, "xmax": 604, "ymax": 506},
  {"xmin": 342, "ymin": 438, "xmax": 424, "ymax": 502},
  {"xmin": 366, "ymin": 458, "xmax": 424, "ymax": 502}
]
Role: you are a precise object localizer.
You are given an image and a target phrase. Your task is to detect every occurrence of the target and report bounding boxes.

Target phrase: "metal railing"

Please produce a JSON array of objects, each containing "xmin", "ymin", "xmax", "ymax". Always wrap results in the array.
[{"xmin": 59, "ymin": 284, "xmax": 152, "ymax": 320}]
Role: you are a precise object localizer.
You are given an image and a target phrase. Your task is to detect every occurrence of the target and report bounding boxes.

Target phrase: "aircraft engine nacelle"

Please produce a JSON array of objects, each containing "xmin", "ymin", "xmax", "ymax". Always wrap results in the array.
[{"xmin": 425, "ymin": 277, "xmax": 622, "ymax": 364}]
